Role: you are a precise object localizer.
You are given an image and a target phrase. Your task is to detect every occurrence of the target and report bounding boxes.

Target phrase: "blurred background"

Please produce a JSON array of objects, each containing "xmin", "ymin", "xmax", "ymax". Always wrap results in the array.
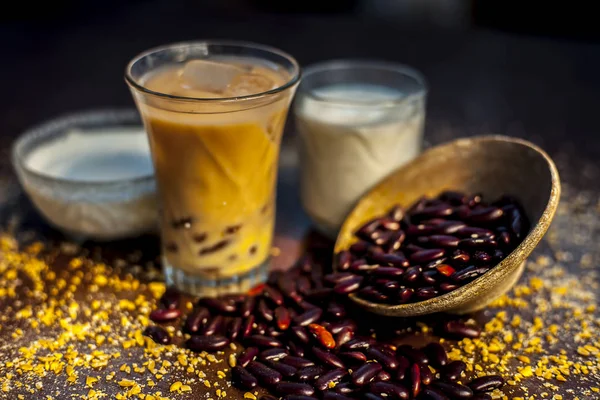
[{"xmin": 1, "ymin": 0, "xmax": 599, "ymax": 159}]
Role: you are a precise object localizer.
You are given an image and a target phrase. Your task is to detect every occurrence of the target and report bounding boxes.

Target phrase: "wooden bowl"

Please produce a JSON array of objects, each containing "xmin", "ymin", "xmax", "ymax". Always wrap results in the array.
[{"xmin": 334, "ymin": 135, "xmax": 560, "ymax": 316}]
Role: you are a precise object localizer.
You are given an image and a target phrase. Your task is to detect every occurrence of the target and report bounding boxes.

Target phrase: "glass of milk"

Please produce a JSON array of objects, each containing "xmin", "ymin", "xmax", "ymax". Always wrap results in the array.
[{"xmin": 294, "ymin": 60, "xmax": 427, "ymax": 238}]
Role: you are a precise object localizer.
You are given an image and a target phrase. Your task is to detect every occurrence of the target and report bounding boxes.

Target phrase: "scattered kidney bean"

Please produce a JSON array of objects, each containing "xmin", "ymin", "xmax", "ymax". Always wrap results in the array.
[{"xmin": 146, "ymin": 195, "xmax": 514, "ymax": 399}]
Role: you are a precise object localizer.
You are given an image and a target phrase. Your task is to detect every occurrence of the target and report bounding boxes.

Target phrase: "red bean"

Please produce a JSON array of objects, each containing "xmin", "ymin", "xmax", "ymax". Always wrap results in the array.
[
  {"xmin": 232, "ymin": 365, "xmax": 258, "ymax": 389},
  {"xmin": 293, "ymin": 308, "xmax": 323, "ymax": 327},
  {"xmin": 432, "ymin": 381, "xmax": 473, "ymax": 398},
  {"xmin": 352, "ymin": 362, "xmax": 382, "ymax": 386},
  {"xmin": 468, "ymin": 375, "xmax": 504, "ymax": 392},
  {"xmin": 143, "ymin": 326, "xmax": 170, "ymax": 344},
  {"xmin": 246, "ymin": 360, "xmax": 282, "ymax": 386},
  {"xmin": 315, "ymin": 368, "xmax": 347, "ymax": 391},
  {"xmin": 369, "ymin": 381, "xmax": 410, "ymax": 399},
  {"xmin": 410, "ymin": 363, "xmax": 421, "ymax": 397},
  {"xmin": 275, "ymin": 306, "xmax": 291, "ymax": 330},
  {"xmin": 149, "ymin": 308, "xmax": 181, "ymax": 322},
  {"xmin": 275, "ymin": 382, "xmax": 315, "ymax": 396},
  {"xmin": 295, "ymin": 365, "xmax": 326, "ymax": 382},
  {"xmin": 410, "ymin": 249, "xmax": 446, "ymax": 264},
  {"xmin": 238, "ymin": 347, "xmax": 259, "ymax": 367},
  {"xmin": 186, "ymin": 335, "xmax": 229, "ymax": 352},
  {"xmin": 312, "ymin": 347, "xmax": 344, "ymax": 368}
]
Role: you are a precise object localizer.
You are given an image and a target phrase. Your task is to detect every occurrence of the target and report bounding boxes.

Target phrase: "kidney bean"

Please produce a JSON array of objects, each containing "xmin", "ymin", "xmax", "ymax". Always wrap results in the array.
[
  {"xmin": 259, "ymin": 348, "xmax": 288, "ymax": 362},
  {"xmin": 349, "ymin": 241, "xmax": 370, "ymax": 255},
  {"xmin": 315, "ymin": 368, "xmax": 347, "ymax": 391},
  {"xmin": 334, "ymin": 382, "xmax": 357, "ymax": 395},
  {"xmin": 349, "ymin": 259, "xmax": 378, "ymax": 273},
  {"xmin": 364, "ymin": 394, "xmax": 385, "ymax": 400},
  {"xmin": 335, "ymin": 327, "xmax": 354, "ymax": 348},
  {"xmin": 410, "ymin": 249, "xmax": 446, "ymax": 264},
  {"xmin": 294, "ymin": 308, "xmax": 323, "ymax": 326},
  {"xmin": 432, "ymin": 381, "xmax": 473, "ymax": 398},
  {"xmin": 274, "ymin": 306, "xmax": 291, "ymax": 330},
  {"xmin": 412, "ymin": 204, "xmax": 453, "ymax": 220},
  {"xmin": 451, "ymin": 265, "xmax": 490, "ymax": 282},
  {"xmin": 295, "ymin": 365, "xmax": 326, "ymax": 382},
  {"xmin": 375, "ymin": 370, "xmax": 392, "ymax": 382},
  {"xmin": 468, "ymin": 375, "xmax": 504, "ymax": 392},
  {"xmin": 275, "ymin": 382, "xmax": 315, "ymax": 397},
  {"xmin": 324, "ymin": 273, "xmax": 355, "ymax": 286},
  {"xmin": 328, "ymin": 320, "xmax": 357, "ymax": 334},
  {"xmin": 239, "ymin": 296, "xmax": 255, "ymax": 318},
  {"xmin": 406, "ymin": 224, "xmax": 438, "ymax": 237},
  {"xmin": 424, "ymin": 343, "xmax": 447, "ymax": 367},
  {"xmin": 184, "ymin": 307, "xmax": 210, "ymax": 333},
  {"xmin": 384, "ymin": 230, "xmax": 407, "ymax": 252},
  {"xmin": 369, "ymin": 381, "xmax": 410, "ymax": 399},
  {"xmin": 442, "ymin": 360, "xmax": 466, "ymax": 381},
  {"xmin": 335, "ymin": 250, "xmax": 353, "ymax": 271},
  {"xmin": 201, "ymin": 315, "xmax": 224, "ymax": 336},
  {"xmin": 238, "ymin": 347, "xmax": 259, "ymax": 367},
  {"xmin": 336, "ymin": 351, "xmax": 366, "ymax": 367},
  {"xmin": 186, "ymin": 335, "xmax": 229, "ymax": 352},
  {"xmin": 397, "ymin": 345, "xmax": 428, "ymax": 365},
  {"xmin": 308, "ymin": 324, "xmax": 336, "ymax": 349},
  {"xmin": 143, "ymin": 326, "xmax": 170, "ymax": 345},
  {"xmin": 232, "ymin": 365, "xmax": 258, "ymax": 389},
  {"xmin": 458, "ymin": 237, "xmax": 498, "ymax": 249},
  {"xmin": 421, "ymin": 269, "xmax": 440, "ymax": 286},
  {"xmin": 334, "ymin": 276, "xmax": 363, "ymax": 294},
  {"xmin": 240, "ymin": 314, "xmax": 255, "ymax": 339},
  {"xmin": 416, "ymin": 286, "xmax": 439, "ymax": 300},
  {"xmin": 149, "ymin": 308, "xmax": 181, "ymax": 322},
  {"xmin": 246, "ymin": 335, "xmax": 283, "ymax": 348},
  {"xmin": 369, "ymin": 252, "xmax": 409, "ymax": 268},
  {"xmin": 366, "ymin": 347, "xmax": 399, "ymax": 371},
  {"xmin": 198, "ymin": 297, "xmax": 237, "ymax": 314},
  {"xmin": 282, "ymin": 356, "xmax": 314, "ymax": 369},
  {"xmin": 323, "ymin": 392, "xmax": 354, "ymax": 400},
  {"xmin": 246, "ymin": 360, "xmax": 282, "ymax": 386},
  {"xmin": 358, "ymin": 287, "xmax": 390, "ymax": 303},
  {"xmin": 418, "ymin": 235, "xmax": 460, "ymax": 248},
  {"xmin": 402, "ymin": 266, "xmax": 422, "ymax": 284},
  {"xmin": 255, "ymin": 322, "xmax": 268, "ymax": 335},
  {"xmin": 395, "ymin": 355, "xmax": 410, "ymax": 380},
  {"xmin": 372, "ymin": 266, "xmax": 404, "ymax": 278},
  {"xmin": 159, "ymin": 287, "xmax": 181, "ymax": 310},
  {"xmin": 451, "ymin": 249, "xmax": 471, "ymax": 264},
  {"xmin": 311, "ymin": 347, "xmax": 344, "ymax": 368},
  {"xmin": 420, "ymin": 387, "xmax": 450, "ymax": 400},
  {"xmin": 263, "ymin": 286, "xmax": 284, "ymax": 306},
  {"xmin": 352, "ymin": 362, "xmax": 382, "ymax": 386},
  {"xmin": 409, "ymin": 363, "xmax": 421, "ymax": 397}
]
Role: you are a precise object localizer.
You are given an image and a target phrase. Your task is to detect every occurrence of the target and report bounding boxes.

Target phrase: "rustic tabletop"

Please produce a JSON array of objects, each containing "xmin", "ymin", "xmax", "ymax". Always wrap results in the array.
[{"xmin": 0, "ymin": 5, "xmax": 599, "ymax": 400}]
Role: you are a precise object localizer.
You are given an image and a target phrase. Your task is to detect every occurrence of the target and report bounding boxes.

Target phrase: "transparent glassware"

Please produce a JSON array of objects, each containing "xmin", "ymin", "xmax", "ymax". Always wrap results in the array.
[
  {"xmin": 126, "ymin": 41, "xmax": 300, "ymax": 296},
  {"xmin": 11, "ymin": 109, "xmax": 157, "ymax": 240},
  {"xmin": 294, "ymin": 60, "xmax": 427, "ymax": 238}
]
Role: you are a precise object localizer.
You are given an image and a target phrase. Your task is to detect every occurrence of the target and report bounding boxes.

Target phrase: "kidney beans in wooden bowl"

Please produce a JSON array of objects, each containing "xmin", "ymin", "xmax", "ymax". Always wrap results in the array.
[{"xmin": 334, "ymin": 135, "xmax": 560, "ymax": 317}]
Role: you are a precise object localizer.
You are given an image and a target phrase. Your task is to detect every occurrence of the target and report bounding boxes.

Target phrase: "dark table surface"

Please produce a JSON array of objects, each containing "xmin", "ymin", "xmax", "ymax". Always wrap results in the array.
[{"xmin": 0, "ymin": 4, "xmax": 599, "ymax": 399}]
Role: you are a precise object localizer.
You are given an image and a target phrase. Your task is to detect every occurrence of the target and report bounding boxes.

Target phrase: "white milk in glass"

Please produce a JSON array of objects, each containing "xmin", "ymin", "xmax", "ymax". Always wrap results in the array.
[{"xmin": 295, "ymin": 83, "xmax": 425, "ymax": 238}]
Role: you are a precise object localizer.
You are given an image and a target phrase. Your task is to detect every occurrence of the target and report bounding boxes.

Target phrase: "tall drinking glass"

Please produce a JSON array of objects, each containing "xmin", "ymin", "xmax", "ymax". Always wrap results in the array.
[{"xmin": 126, "ymin": 41, "xmax": 300, "ymax": 296}]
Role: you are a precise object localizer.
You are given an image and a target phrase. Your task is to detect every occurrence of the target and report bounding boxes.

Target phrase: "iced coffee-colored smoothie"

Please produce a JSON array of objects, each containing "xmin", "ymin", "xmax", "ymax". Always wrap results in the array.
[{"xmin": 130, "ymin": 53, "xmax": 297, "ymax": 295}]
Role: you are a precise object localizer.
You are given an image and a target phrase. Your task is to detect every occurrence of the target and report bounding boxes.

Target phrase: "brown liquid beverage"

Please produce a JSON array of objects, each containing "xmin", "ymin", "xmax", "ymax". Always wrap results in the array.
[{"xmin": 127, "ymin": 46, "xmax": 299, "ymax": 296}]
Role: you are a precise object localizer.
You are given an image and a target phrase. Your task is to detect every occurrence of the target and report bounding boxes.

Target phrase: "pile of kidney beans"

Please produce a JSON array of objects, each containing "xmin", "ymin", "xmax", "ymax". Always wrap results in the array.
[
  {"xmin": 145, "ymin": 192, "xmax": 521, "ymax": 399},
  {"xmin": 331, "ymin": 191, "xmax": 529, "ymax": 304}
]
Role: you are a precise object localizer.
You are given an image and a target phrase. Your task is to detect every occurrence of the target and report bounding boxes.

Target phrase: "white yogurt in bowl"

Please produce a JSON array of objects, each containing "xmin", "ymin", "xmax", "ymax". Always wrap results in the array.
[{"xmin": 12, "ymin": 110, "xmax": 158, "ymax": 240}]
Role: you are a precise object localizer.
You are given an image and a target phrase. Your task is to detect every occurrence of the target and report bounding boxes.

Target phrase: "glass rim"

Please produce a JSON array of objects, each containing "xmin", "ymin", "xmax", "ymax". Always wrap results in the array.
[
  {"xmin": 11, "ymin": 109, "xmax": 155, "ymax": 189},
  {"xmin": 299, "ymin": 59, "xmax": 428, "ymax": 108},
  {"xmin": 124, "ymin": 40, "xmax": 301, "ymax": 102}
]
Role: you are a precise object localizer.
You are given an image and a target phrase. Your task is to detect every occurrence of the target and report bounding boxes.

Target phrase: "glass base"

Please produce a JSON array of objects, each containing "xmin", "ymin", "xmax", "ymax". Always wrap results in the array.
[{"xmin": 164, "ymin": 258, "xmax": 270, "ymax": 297}]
